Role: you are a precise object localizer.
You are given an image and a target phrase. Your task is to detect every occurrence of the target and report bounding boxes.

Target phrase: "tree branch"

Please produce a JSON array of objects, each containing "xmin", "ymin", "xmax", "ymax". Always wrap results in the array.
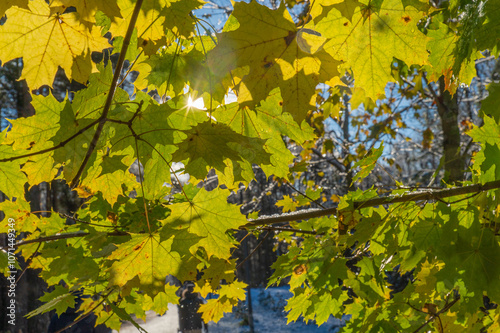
[
  {"xmin": 6, "ymin": 180, "xmax": 500, "ymax": 250},
  {"xmin": 243, "ymin": 179, "xmax": 500, "ymax": 228},
  {"xmin": 70, "ymin": 0, "xmax": 144, "ymax": 188},
  {"xmin": 0, "ymin": 119, "xmax": 100, "ymax": 163},
  {"xmin": 0, "ymin": 230, "xmax": 128, "ymax": 251}
]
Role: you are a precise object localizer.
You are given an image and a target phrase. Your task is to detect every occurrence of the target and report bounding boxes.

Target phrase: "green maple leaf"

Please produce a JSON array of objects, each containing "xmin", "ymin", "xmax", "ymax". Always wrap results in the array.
[
  {"xmin": 0, "ymin": 132, "xmax": 28, "ymax": 199},
  {"xmin": 152, "ymin": 284, "xmax": 179, "ymax": 315},
  {"xmin": 477, "ymin": 0, "xmax": 500, "ymax": 54},
  {"xmin": 173, "ymin": 121, "xmax": 271, "ymax": 181},
  {"xmin": 469, "ymin": 116, "xmax": 500, "ymax": 145},
  {"xmin": 5, "ymin": 94, "xmax": 63, "ymax": 150},
  {"xmin": 316, "ymin": 0, "xmax": 429, "ymax": 98},
  {"xmin": 111, "ymin": 94, "xmax": 207, "ymax": 162},
  {"xmin": 310, "ymin": 289, "xmax": 346, "ymax": 326},
  {"xmin": 197, "ymin": 258, "xmax": 236, "ymax": 292},
  {"xmin": 72, "ymin": 65, "xmax": 116, "ymax": 119},
  {"xmin": 163, "ymin": 0, "xmax": 205, "ymax": 38},
  {"xmin": 27, "ymin": 286, "xmax": 75, "ymax": 318},
  {"xmin": 81, "ymin": 153, "xmax": 137, "ymax": 205},
  {"xmin": 208, "ymin": 1, "xmax": 340, "ymax": 123},
  {"xmin": 108, "ymin": 233, "xmax": 183, "ymax": 287},
  {"xmin": 160, "ymin": 187, "xmax": 247, "ymax": 259},
  {"xmin": 141, "ymin": 147, "xmax": 171, "ymax": 200},
  {"xmin": 0, "ymin": 160, "xmax": 27, "ymax": 200},
  {"xmin": 276, "ymin": 195, "xmax": 299, "ymax": 213},
  {"xmin": 213, "ymin": 90, "xmax": 315, "ymax": 180},
  {"xmin": 285, "ymin": 287, "xmax": 313, "ymax": 323},
  {"xmin": 472, "ymin": 143, "xmax": 500, "ymax": 184},
  {"xmin": 437, "ymin": 222, "xmax": 500, "ymax": 306},
  {"xmin": 481, "ymin": 83, "xmax": 500, "ymax": 122},
  {"xmin": 352, "ymin": 143, "xmax": 384, "ymax": 183},
  {"xmin": 134, "ymin": 43, "xmax": 191, "ymax": 97}
]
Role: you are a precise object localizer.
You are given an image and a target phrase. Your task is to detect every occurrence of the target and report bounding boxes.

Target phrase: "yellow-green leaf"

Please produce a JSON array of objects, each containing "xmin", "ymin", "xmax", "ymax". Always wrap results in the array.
[{"xmin": 0, "ymin": 0, "xmax": 109, "ymax": 88}]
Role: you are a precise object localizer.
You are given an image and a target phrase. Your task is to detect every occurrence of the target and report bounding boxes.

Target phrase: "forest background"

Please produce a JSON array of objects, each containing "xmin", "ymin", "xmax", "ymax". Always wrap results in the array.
[{"xmin": 1, "ymin": 0, "xmax": 500, "ymax": 332}]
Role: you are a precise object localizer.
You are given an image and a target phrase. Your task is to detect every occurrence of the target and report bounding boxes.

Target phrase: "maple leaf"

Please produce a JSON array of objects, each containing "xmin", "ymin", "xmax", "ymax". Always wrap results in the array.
[
  {"xmin": 276, "ymin": 195, "xmax": 299, "ymax": 213},
  {"xmin": 27, "ymin": 286, "xmax": 75, "ymax": 318},
  {"xmin": 198, "ymin": 281, "xmax": 246, "ymax": 323},
  {"xmin": 196, "ymin": 258, "xmax": 237, "ymax": 294},
  {"xmin": 50, "ymin": 0, "xmax": 122, "ymax": 22},
  {"xmin": 481, "ymin": 83, "xmax": 500, "ymax": 122},
  {"xmin": 108, "ymin": 233, "xmax": 183, "ymax": 287},
  {"xmin": 163, "ymin": 0, "xmax": 206, "ymax": 38},
  {"xmin": 208, "ymin": 1, "xmax": 340, "ymax": 123},
  {"xmin": 21, "ymin": 154, "xmax": 58, "ymax": 187},
  {"xmin": 160, "ymin": 187, "xmax": 247, "ymax": 259},
  {"xmin": 0, "ymin": 0, "xmax": 109, "ymax": 88},
  {"xmin": 173, "ymin": 121, "xmax": 271, "ymax": 181},
  {"xmin": 198, "ymin": 297, "xmax": 234, "ymax": 323},
  {"xmin": 80, "ymin": 153, "xmax": 138, "ymax": 205},
  {"xmin": 0, "ymin": 133, "xmax": 28, "ymax": 199},
  {"xmin": 426, "ymin": 22, "xmax": 480, "ymax": 87},
  {"xmin": 5, "ymin": 94, "xmax": 63, "ymax": 150},
  {"xmin": 0, "ymin": 0, "xmax": 28, "ymax": 18},
  {"xmin": 110, "ymin": 0, "xmax": 168, "ymax": 44},
  {"xmin": 152, "ymin": 284, "xmax": 179, "ymax": 314},
  {"xmin": 352, "ymin": 143, "xmax": 384, "ymax": 183},
  {"xmin": 213, "ymin": 90, "xmax": 314, "ymax": 180},
  {"xmin": 316, "ymin": 0, "xmax": 429, "ymax": 98}
]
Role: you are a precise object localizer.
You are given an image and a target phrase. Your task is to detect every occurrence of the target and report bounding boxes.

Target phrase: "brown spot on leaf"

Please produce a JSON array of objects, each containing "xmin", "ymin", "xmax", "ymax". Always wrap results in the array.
[
  {"xmin": 284, "ymin": 30, "xmax": 296, "ymax": 46},
  {"xmin": 133, "ymin": 244, "xmax": 142, "ymax": 251},
  {"xmin": 402, "ymin": 15, "xmax": 411, "ymax": 23},
  {"xmin": 279, "ymin": 101, "xmax": 283, "ymax": 106},
  {"xmin": 263, "ymin": 61, "xmax": 273, "ymax": 69},
  {"xmin": 343, "ymin": 22, "xmax": 348, "ymax": 26},
  {"xmin": 293, "ymin": 264, "xmax": 307, "ymax": 276}
]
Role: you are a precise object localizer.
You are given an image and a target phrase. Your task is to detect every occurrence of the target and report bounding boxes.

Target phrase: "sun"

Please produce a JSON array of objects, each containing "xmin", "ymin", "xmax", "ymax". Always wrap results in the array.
[{"xmin": 186, "ymin": 95, "xmax": 206, "ymax": 110}]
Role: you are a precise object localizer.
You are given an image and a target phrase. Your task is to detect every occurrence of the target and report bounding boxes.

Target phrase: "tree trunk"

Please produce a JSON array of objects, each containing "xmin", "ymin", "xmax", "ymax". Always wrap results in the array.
[{"xmin": 436, "ymin": 76, "xmax": 464, "ymax": 184}]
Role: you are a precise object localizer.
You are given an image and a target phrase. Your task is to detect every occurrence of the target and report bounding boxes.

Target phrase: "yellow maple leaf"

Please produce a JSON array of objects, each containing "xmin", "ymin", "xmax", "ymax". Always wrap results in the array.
[
  {"xmin": 0, "ymin": 0, "xmax": 109, "ymax": 89},
  {"xmin": 110, "ymin": 0, "xmax": 167, "ymax": 43},
  {"xmin": 316, "ymin": 0, "xmax": 430, "ymax": 98},
  {"xmin": 50, "ymin": 0, "xmax": 122, "ymax": 22},
  {"xmin": 208, "ymin": 2, "xmax": 340, "ymax": 123}
]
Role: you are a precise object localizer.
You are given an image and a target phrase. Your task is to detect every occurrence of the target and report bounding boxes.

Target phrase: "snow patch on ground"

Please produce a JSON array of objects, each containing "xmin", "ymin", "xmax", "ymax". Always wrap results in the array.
[
  {"xmin": 115, "ymin": 287, "xmax": 348, "ymax": 333},
  {"xmin": 208, "ymin": 287, "xmax": 348, "ymax": 333}
]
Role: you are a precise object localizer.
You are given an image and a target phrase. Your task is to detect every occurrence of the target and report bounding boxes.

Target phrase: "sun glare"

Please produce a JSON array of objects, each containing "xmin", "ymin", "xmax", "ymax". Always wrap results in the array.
[{"xmin": 187, "ymin": 95, "xmax": 206, "ymax": 110}]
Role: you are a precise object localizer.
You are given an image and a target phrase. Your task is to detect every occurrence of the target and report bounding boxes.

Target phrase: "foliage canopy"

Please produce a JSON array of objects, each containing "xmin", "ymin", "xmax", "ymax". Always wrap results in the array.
[{"xmin": 1, "ymin": 0, "xmax": 500, "ymax": 331}]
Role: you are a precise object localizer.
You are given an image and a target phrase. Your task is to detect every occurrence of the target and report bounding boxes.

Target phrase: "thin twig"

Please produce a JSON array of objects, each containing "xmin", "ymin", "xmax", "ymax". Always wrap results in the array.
[
  {"xmin": 412, "ymin": 292, "xmax": 460, "ymax": 333},
  {"xmin": 284, "ymin": 182, "xmax": 326, "ymax": 209},
  {"xmin": 15, "ymin": 243, "xmax": 41, "ymax": 284},
  {"xmin": 54, "ymin": 290, "xmax": 114, "ymax": 333}
]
